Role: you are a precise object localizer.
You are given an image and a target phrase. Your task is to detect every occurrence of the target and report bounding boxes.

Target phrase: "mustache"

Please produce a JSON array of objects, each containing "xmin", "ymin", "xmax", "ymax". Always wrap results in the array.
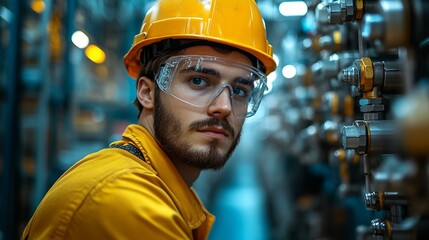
[{"xmin": 189, "ymin": 118, "xmax": 235, "ymax": 137}]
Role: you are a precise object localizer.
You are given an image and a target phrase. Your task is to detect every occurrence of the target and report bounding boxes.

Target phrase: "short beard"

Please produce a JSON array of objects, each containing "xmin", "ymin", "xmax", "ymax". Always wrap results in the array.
[{"xmin": 153, "ymin": 88, "xmax": 241, "ymax": 170}]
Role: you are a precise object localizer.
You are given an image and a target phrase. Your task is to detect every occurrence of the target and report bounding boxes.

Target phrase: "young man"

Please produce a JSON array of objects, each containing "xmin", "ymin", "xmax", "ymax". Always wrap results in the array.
[{"xmin": 21, "ymin": 0, "xmax": 276, "ymax": 239}]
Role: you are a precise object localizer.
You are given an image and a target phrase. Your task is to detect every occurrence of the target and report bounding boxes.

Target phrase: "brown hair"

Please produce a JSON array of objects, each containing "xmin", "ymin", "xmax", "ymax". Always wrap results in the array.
[{"xmin": 134, "ymin": 50, "xmax": 179, "ymax": 117}]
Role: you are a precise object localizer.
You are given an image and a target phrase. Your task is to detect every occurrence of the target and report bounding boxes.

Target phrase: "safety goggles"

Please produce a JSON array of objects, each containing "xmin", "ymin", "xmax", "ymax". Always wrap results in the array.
[{"xmin": 155, "ymin": 55, "xmax": 268, "ymax": 118}]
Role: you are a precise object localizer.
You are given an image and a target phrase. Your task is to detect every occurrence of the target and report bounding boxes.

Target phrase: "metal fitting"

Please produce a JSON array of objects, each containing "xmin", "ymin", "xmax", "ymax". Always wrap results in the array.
[
  {"xmin": 341, "ymin": 63, "xmax": 359, "ymax": 85},
  {"xmin": 366, "ymin": 120, "xmax": 398, "ymax": 153},
  {"xmin": 359, "ymin": 57, "xmax": 374, "ymax": 92},
  {"xmin": 328, "ymin": 1, "xmax": 342, "ymax": 24},
  {"xmin": 315, "ymin": 2, "xmax": 330, "ymax": 26},
  {"xmin": 371, "ymin": 219, "xmax": 388, "ymax": 236},
  {"xmin": 342, "ymin": 120, "xmax": 367, "ymax": 154},
  {"xmin": 360, "ymin": 104, "xmax": 386, "ymax": 113},
  {"xmin": 342, "ymin": 120, "xmax": 398, "ymax": 154},
  {"xmin": 328, "ymin": 0, "xmax": 356, "ymax": 24},
  {"xmin": 361, "ymin": 0, "xmax": 409, "ymax": 48},
  {"xmin": 344, "ymin": 0, "xmax": 355, "ymax": 19},
  {"xmin": 364, "ymin": 192, "xmax": 408, "ymax": 211},
  {"xmin": 364, "ymin": 192, "xmax": 381, "ymax": 210},
  {"xmin": 375, "ymin": 60, "xmax": 403, "ymax": 94},
  {"xmin": 341, "ymin": 57, "xmax": 375, "ymax": 93},
  {"xmin": 359, "ymin": 98, "xmax": 385, "ymax": 105},
  {"xmin": 359, "ymin": 97, "xmax": 389, "ymax": 114}
]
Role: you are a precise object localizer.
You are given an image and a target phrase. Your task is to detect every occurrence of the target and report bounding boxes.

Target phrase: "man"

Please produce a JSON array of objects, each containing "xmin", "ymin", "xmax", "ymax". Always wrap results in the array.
[{"xmin": 22, "ymin": 0, "xmax": 276, "ymax": 239}]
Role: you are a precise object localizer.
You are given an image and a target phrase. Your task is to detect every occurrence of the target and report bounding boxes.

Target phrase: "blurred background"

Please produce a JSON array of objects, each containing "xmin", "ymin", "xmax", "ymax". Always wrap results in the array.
[{"xmin": 1, "ymin": 0, "xmax": 428, "ymax": 239}]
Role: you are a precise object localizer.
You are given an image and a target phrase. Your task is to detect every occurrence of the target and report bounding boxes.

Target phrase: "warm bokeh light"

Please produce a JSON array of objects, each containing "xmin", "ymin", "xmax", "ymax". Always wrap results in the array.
[
  {"xmin": 31, "ymin": 0, "xmax": 45, "ymax": 14},
  {"xmin": 85, "ymin": 44, "xmax": 106, "ymax": 64}
]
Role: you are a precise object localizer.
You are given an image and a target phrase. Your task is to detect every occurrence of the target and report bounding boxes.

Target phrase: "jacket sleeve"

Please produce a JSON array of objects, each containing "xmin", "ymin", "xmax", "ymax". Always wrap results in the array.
[{"xmin": 64, "ymin": 169, "xmax": 193, "ymax": 240}]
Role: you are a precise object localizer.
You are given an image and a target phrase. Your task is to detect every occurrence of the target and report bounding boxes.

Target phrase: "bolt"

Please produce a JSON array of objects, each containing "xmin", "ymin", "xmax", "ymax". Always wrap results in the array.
[
  {"xmin": 341, "ymin": 65, "xmax": 360, "ymax": 85},
  {"xmin": 363, "ymin": 112, "xmax": 385, "ymax": 121},
  {"xmin": 328, "ymin": 0, "xmax": 356, "ymax": 24},
  {"xmin": 364, "ymin": 192, "xmax": 380, "ymax": 210},
  {"xmin": 342, "ymin": 121, "xmax": 367, "ymax": 154},
  {"xmin": 371, "ymin": 219, "xmax": 387, "ymax": 236},
  {"xmin": 345, "ymin": 0, "xmax": 355, "ymax": 21},
  {"xmin": 342, "ymin": 125, "xmax": 359, "ymax": 148},
  {"xmin": 315, "ymin": 2, "xmax": 330, "ymax": 25},
  {"xmin": 328, "ymin": 2, "xmax": 342, "ymax": 24},
  {"xmin": 360, "ymin": 104, "xmax": 386, "ymax": 112},
  {"xmin": 359, "ymin": 98, "xmax": 386, "ymax": 105}
]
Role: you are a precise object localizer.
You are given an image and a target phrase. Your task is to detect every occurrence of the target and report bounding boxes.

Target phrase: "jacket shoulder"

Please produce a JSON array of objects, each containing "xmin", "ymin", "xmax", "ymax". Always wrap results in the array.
[{"xmin": 24, "ymin": 148, "xmax": 187, "ymax": 239}]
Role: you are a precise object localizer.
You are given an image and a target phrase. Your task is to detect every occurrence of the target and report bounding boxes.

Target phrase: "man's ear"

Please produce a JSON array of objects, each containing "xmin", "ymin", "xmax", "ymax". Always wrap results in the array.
[{"xmin": 136, "ymin": 76, "xmax": 155, "ymax": 109}]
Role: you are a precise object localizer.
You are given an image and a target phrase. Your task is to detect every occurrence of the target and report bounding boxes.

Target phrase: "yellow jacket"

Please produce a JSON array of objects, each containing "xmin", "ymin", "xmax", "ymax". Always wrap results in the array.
[{"xmin": 22, "ymin": 124, "xmax": 215, "ymax": 239}]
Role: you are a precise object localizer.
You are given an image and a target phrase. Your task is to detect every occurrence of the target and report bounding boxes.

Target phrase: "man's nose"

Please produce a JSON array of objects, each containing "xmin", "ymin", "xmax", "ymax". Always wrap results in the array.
[{"xmin": 207, "ymin": 87, "xmax": 232, "ymax": 118}]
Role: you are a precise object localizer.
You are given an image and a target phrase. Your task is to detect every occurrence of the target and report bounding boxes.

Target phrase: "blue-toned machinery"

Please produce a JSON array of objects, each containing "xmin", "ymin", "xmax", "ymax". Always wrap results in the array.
[
  {"xmin": 303, "ymin": 0, "xmax": 429, "ymax": 239},
  {"xmin": 256, "ymin": 0, "xmax": 428, "ymax": 239}
]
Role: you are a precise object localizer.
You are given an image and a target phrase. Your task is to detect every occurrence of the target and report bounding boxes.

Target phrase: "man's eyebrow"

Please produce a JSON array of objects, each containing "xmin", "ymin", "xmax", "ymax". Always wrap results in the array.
[
  {"xmin": 235, "ymin": 77, "xmax": 254, "ymax": 86},
  {"xmin": 180, "ymin": 65, "xmax": 255, "ymax": 86},
  {"xmin": 179, "ymin": 66, "xmax": 220, "ymax": 78}
]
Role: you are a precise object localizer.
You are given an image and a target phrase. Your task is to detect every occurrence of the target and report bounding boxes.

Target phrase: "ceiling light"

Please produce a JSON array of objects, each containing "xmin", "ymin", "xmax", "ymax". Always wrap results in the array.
[{"xmin": 279, "ymin": 1, "xmax": 308, "ymax": 17}]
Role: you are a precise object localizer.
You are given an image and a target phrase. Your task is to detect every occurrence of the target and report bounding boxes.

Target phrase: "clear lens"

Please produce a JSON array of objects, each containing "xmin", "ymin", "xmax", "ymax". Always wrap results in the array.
[{"xmin": 156, "ymin": 55, "xmax": 267, "ymax": 118}]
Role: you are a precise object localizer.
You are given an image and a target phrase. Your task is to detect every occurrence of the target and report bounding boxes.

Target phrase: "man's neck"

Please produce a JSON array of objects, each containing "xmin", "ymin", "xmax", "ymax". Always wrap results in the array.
[{"xmin": 172, "ymin": 161, "xmax": 201, "ymax": 187}]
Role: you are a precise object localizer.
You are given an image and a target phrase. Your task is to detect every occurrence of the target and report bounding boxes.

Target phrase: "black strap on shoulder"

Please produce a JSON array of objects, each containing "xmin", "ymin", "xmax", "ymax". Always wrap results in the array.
[{"xmin": 110, "ymin": 144, "xmax": 145, "ymax": 161}]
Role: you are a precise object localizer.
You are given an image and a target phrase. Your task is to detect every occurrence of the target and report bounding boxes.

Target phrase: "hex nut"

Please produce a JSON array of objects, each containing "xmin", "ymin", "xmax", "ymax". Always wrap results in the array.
[
  {"xmin": 371, "ymin": 219, "xmax": 387, "ymax": 235},
  {"xmin": 328, "ymin": 2, "xmax": 342, "ymax": 24},
  {"xmin": 342, "ymin": 121, "xmax": 368, "ymax": 154},
  {"xmin": 364, "ymin": 192, "xmax": 380, "ymax": 210},
  {"xmin": 359, "ymin": 57, "xmax": 374, "ymax": 92},
  {"xmin": 360, "ymin": 104, "xmax": 386, "ymax": 112},
  {"xmin": 359, "ymin": 98, "xmax": 386, "ymax": 105},
  {"xmin": 345, "ymin": 0, "xmax": 355, "ymax": 20}
]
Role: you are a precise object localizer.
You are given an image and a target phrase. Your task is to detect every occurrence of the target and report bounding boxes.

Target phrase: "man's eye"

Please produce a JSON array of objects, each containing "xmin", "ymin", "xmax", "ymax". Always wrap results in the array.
[
  {"xmin": 189, "ymin": 77, "xmax": 208, "ymax": 87},
  {"xmin": 232, "ymin": 87, "xmax": 249, "ymax": 97}
]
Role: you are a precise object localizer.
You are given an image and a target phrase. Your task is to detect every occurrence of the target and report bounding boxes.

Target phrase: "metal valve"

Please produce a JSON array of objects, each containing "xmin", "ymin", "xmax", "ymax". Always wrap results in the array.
[
  {"xmin": 364, "ymin": 192, "xmax": 408, "ymax": 211},
  {"xmin": 327, "ymin": 0, "xmax": 364, "ymax": 24},
  {"xmin": 342, "ymin": 120, "xmax": 398, "ymax": 154},
  {"xmin": 340, "ymin": 57, "xmax": 403, "ymax": 95}
]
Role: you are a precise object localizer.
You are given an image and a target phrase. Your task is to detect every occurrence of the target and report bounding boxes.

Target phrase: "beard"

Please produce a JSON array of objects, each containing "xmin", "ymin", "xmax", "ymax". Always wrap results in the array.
[{"xmin": 153, "ymin": 89, "xmax": 241, "ymax": 170}]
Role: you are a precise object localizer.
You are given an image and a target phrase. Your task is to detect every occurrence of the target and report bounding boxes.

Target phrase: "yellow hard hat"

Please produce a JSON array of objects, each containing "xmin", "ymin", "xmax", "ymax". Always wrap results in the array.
[{"xmin": 123, "ymin": 0, "xmax": 276, "ymax": 78}]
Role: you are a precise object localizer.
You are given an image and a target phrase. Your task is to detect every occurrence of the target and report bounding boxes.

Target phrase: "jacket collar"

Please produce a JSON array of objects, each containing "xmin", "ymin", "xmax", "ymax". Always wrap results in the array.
[{"xmin": 121, "ymin": 124, "xmax": 213, "ymax": 229}]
